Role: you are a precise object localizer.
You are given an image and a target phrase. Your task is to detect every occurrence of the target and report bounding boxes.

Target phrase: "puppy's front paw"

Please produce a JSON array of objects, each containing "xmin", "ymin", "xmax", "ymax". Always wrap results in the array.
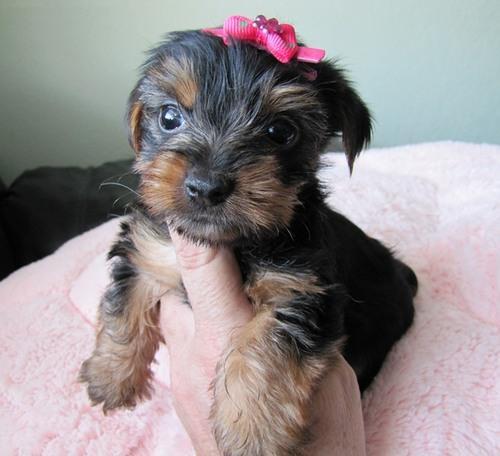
[
  {"xmin": 212, "ymin": 387, "xmax": 309, "ymax": 456},
  {"xmin": 211, "ymin": 348, "xmax": 312, "ymax": 456},
  {"xmin": 79, "ymin": 350, "xmax": 153, "ymax": 413},
  {"xmin": 209, "ymin": 306, "xmax": 340, "ymax": 455}
]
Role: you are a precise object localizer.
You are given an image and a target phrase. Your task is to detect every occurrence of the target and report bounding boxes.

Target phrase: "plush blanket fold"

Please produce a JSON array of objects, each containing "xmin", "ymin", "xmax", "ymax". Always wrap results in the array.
[{"xmin": 1, "ymin": 142, "xmax": 499, "ymax": 455}]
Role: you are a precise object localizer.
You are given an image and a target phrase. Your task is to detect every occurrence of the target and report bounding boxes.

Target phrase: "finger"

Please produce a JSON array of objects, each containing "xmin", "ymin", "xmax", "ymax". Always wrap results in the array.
[
  {"xmin": 160, "ymin": 290, "xmax": 195, "ymax": 347},
  {"xmin": 169, "ymin": 228, "xmax": 252, "ymax": 335},
  {"xmin": 307, "ymin": 356, "xmax": 366, "ymax": 455}
]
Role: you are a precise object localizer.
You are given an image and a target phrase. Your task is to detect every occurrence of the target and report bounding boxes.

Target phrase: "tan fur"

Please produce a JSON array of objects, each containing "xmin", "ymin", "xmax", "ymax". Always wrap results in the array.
[
  {"xmin": 212, "ymin": 305, "xmax": 341, "ymax": 456},
  {"xmin": 150, "ymin": 56, "xmax": 198, "ymax": 108},
  {"xmin": 79, "ymin": 278, "xmax": 164, "ymax": 412},
  {"xmin": 229, "ymin": 156, "xmax": 301, "ymax": 234},
  {"xmin": 128, "ymin": 101, "xmax": 143, "ymax": 154},
  {"xmin": 136, "ymin": 152, "xmax": 188, "ymax": 216},
  {"xmin": 128, "ymin": 217, "xmax": 181, "ymax": 288},
  {"xmin": 211, "ymin": 269, "xmax": 336, "ymax": 455},
  {"xmin": 245, "ymin": 269, "xmax": 326, "ymax": 311},
  {"xmin": 268, "ymin": 84, "xmax": 322, "ymax": 112},
  {"xmin": 80, "ymin": 216, "xmax": 181, "ymax": 412}
]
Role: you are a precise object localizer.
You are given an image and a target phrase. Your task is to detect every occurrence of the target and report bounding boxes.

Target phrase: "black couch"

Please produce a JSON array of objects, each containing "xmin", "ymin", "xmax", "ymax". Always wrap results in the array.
[{"xmin": 0, "ymin": 160, "xmax": 138, "ymax": 280}]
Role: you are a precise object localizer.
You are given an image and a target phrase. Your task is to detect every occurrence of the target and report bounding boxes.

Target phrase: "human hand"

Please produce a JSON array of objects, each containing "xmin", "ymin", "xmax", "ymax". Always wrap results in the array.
[{"xmin": 160, "ymin": 230, "xmax": 366, "ymax": 455}]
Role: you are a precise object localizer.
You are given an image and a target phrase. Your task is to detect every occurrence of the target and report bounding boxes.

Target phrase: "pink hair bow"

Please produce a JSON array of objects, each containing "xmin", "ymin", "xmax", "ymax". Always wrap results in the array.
[{"xmin": 203, "ymin": 15, "xmax": 326, "ymax": 64}]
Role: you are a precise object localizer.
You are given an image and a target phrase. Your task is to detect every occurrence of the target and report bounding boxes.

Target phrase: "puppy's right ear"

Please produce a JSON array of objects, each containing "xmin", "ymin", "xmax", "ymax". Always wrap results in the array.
[{"xmin": 126, "ymin": 86, "xmax": 143, "ymax": 155}]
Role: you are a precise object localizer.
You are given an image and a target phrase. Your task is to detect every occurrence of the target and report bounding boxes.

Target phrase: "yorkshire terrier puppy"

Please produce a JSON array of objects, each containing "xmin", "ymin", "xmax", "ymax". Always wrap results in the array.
[{"xmin": 80, "ymin": 17, "xmax": 416, "ymax": 455}]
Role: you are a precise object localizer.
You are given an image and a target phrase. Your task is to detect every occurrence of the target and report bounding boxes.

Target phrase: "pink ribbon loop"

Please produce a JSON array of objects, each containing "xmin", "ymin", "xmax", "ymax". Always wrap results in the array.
[{"xmin": 204, "ymin": 15, "xmax": 325, "ymax": 64}]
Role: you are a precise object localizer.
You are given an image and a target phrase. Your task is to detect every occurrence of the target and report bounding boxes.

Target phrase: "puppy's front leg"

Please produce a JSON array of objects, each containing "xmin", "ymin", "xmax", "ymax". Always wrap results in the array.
[
  {"xmin": 79, "ymin": 270, "xmax": 163, "ymax": 412},
  {"xmin": 79, "ymin": 217, "xmax": 180, "ymax": 412},
  {"xmin": 212, "ymin": 271, "xmax": 344, "ymax": 456}
]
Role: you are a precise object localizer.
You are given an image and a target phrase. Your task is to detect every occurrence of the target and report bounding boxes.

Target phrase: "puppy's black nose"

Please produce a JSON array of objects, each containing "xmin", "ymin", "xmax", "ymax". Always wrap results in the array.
[{"xmin": 184, "ymin": 174, "xmax": 234, "ymax": 206}]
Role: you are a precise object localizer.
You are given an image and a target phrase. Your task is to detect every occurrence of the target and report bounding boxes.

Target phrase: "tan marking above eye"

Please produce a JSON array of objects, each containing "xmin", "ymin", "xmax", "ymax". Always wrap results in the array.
[
  {"xmin": 267, "ymin": 84, "xmax": 321, "ymax": 112},
  {"xmin": 150, "ymin": 56, "xmax": 198, "ymax": 109}
]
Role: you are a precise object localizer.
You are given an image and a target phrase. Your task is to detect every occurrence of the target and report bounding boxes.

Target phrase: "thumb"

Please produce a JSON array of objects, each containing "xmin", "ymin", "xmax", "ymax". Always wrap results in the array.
[{"xmin": 169, "ymin": 228, "xmax": 252, "ymax": 337}]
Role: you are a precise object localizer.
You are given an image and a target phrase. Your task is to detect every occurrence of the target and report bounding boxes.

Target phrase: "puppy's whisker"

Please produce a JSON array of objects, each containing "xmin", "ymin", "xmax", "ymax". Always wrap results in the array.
[
  {"xmin": 104, "ymin": 171, "xmax": 135, "ymax": 183},
  {"xmin": 111, "ymin": 195, "xmax": 130, "ymax": 209},
  {"xmin": 285, "ymin": 227, "xmax": 295, "ymax": 241},
  {"xmin": 107, "ymin": 213, "xmax": 123, "ymax": 219},
  {"xmin": 99, "ymin": 181, "xmax": 140, "ymax": 196}
]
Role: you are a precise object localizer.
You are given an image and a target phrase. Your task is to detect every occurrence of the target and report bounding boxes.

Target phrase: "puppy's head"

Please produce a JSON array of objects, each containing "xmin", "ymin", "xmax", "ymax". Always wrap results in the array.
[{"xmin": 128, "ymin": 31, "xmax": 371, "ymax": 244}]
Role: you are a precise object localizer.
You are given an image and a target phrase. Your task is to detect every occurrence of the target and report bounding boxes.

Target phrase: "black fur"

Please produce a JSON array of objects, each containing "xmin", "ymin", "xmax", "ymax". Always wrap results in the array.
[
  {"xmin": 79, "ymin": 27, "xmax": 418, "ymax": 454},
  {"xmin": 103, "ymin": 222, "xmax": 138, "ymax": 317},
  {"xmin": 123, "ymin": 30, "xmax": 417, "ymax": 391},
  {"xmin": 233, "ymin": 186, "xmax": 416, "ymax": 390}
]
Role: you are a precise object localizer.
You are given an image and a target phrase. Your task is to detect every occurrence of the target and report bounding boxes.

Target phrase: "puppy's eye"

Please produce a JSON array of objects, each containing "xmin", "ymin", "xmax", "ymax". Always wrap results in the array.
[
  {"xmin": 159, "ymin": 105, "xmax": 184, "ymax": 131},
  {"xmin": 267, "ymin": 120, "xmax": 297, "ymax": 145}
]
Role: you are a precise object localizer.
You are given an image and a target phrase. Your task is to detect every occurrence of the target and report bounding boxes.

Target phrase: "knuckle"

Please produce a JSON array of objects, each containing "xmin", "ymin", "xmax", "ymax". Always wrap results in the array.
[{"xmin": 176, "ymin": 243, "xmax": 217, "ymax": 270}]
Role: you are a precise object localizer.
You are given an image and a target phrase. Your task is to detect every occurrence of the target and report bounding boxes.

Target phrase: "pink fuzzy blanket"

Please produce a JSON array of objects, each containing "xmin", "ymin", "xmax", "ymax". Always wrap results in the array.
[{"xmin": 1, "ymin": 142, "xmax": 499, "ymax": 455}]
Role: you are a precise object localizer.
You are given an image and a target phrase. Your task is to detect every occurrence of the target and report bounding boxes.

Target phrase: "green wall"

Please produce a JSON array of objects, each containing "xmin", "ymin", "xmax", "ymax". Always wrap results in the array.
[{"xmin": 1, "ymin": 0, "xmax": 499, "ymax": 184}]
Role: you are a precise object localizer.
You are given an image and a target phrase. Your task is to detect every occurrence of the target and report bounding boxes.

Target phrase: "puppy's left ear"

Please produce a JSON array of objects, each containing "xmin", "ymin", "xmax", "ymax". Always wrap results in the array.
[
  {"xmin": 126, "ymin": 85, "xmax": 144, "ymax": 155},
  {"xmin": 313, "ymin": 61, "xmax": 372, "ymax": 172}
]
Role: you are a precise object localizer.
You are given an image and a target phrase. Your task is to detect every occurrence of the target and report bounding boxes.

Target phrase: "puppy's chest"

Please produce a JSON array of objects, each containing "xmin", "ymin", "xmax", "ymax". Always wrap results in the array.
[{"xmin": 126, "ymin": 214, "xmax": 328, "ymax": 309}]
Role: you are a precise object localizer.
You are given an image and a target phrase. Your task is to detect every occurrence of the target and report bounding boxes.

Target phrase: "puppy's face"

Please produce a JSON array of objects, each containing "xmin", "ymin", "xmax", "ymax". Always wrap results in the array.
[{"xmin": 128, "ymin": 31, "xmax": 371, "ymax": 244}]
